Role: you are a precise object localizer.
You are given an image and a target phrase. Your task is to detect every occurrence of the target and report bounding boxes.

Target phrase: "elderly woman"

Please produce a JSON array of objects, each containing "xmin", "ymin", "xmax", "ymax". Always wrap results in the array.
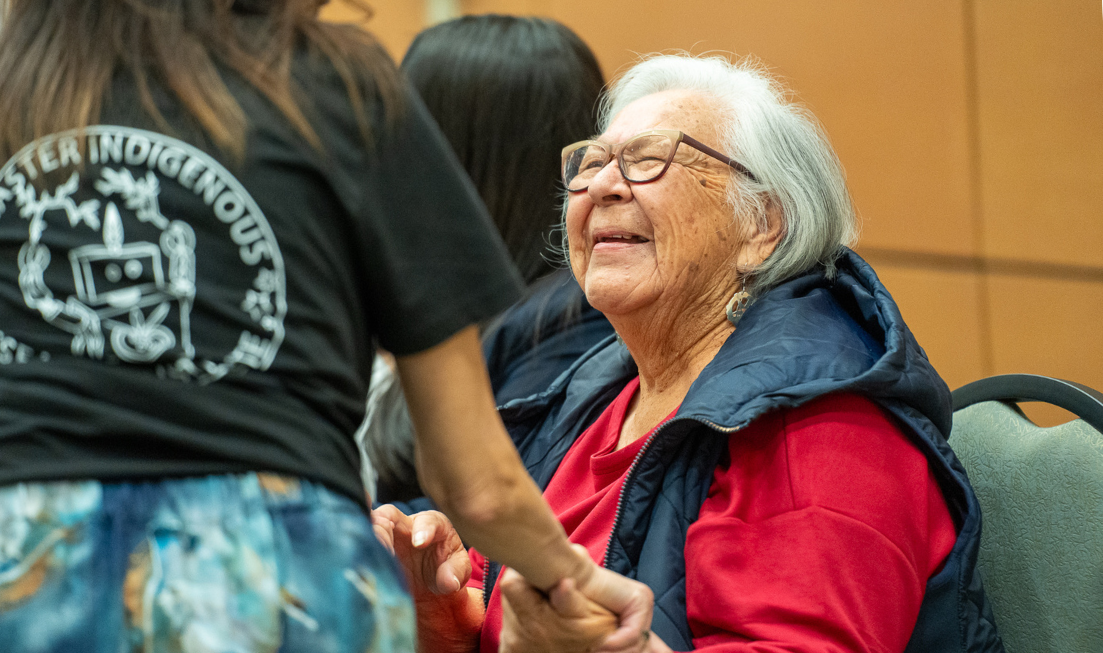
[{"xmin": 380, "ymin": 54, "xmax": 1004, "ymax": 652}]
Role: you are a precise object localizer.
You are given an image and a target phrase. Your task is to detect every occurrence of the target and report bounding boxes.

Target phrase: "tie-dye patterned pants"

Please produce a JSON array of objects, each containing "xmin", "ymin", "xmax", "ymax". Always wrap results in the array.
[{"xmin": 0, "ymin": 473, "xmax": 416, "ymax": 653}]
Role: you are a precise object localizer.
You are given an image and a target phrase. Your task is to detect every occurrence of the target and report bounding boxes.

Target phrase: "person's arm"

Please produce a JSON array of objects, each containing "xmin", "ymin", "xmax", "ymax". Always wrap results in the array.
[
  {"xmin": 394, "ymin": 325, "xmax": 585, "ymax": 590},
  {"xmin": 394, "ymin": 325, "xmax": 653, "ymax": 649},
  {"xmin": 682, "ymin": 395, "xmax": 956, "ymax": 651}
]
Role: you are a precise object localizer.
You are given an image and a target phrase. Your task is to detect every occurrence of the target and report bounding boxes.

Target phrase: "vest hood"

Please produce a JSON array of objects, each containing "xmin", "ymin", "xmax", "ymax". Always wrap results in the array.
[
  {"xmin": 681, "ymin": 248, "xmax": 952, "ymax": 437},
  {"xmin": 503, "ymin": 248, "xmax": 951, "ymax": 441}
]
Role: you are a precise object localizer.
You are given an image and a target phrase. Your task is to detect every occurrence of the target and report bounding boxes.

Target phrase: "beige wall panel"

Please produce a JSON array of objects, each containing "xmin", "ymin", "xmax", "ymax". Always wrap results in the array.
[
  {"xmin": 974, "ymin": 0, "xmax": 1103, "ymax": 268},
  {"xmin": 323, "ymin": 0, "xmax": 423, "ymax": 61},
  {"xmin": 868, "ymin": 265, "xmax": 987, "ymax": 391},
  {"xmin": 466, "ymin": 0, "xmax": 976, "ymax": 257},
  {"xmin": 465, "ymin": 0, "xmax": 542, "ymax": 15},
  {"xmin": 1017, "ymin": 402, "xmax": 1079, "ymax": 429},
  {"xmin": 988, "ymin": 275, "xmax": 1103, "ymax": 424}
]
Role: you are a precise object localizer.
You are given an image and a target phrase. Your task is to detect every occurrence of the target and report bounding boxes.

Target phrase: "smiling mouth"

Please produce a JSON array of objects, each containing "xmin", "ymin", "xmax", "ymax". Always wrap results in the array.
[{"xmin": 595, "ymin": 234, "xmax": 650, "ymax": 245}]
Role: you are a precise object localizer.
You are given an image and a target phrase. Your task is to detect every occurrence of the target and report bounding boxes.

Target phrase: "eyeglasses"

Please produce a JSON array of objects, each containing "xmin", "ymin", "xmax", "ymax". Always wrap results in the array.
[{"xmin": 561, "ymin": 129, "xmax": 758, "ymax": 192}]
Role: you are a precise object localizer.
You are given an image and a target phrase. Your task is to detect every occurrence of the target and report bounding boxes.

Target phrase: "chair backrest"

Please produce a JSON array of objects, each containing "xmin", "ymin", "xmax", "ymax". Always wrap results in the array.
[{"xmin": 950, "ymin": 374, "xmax": 1103, "ymax": 653}]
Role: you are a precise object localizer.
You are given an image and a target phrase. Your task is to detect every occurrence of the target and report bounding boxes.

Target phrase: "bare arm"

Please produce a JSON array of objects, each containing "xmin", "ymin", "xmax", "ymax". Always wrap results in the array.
[
  {"xmin": 394, "ymin": 325, "xmax": 588, "ymax": 591},
  {"xmin": 395, "ymin": 326, "xmax": 653, "ymax": 650}
]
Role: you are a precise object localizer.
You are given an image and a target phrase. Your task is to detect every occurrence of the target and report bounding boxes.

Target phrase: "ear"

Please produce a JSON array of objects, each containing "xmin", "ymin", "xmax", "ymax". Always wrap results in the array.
[{"xmin": 737, "ymin": 198, "xmax": 785, "ymax": 270}]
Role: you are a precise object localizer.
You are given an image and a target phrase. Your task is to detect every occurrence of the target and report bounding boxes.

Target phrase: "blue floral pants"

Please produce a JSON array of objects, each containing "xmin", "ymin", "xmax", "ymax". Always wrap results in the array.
[{"xmin": 0, "ymin": 473, "xmax": 415, "ymax": 653}]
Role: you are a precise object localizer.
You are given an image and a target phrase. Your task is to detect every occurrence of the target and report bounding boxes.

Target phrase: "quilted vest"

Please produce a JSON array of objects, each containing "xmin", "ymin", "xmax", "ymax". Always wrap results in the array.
[{"xmin": 491, "ymin": 250, "xmax": 1005, "ymax": 652}]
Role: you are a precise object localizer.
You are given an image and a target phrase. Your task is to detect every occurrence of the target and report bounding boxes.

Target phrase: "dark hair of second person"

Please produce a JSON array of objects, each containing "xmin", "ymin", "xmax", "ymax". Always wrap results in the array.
[{"xmin": 402, "ymin": 15, "xmax": 604, "ymax": 285}]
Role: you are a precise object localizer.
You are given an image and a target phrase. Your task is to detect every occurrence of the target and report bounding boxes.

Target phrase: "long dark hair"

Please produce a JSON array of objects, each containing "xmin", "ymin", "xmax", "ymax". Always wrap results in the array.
[
  {"xmin": 402, "ymin": 15, "xmax": 604, "ymax": 285},
  {"xmin": 0, "ymin": 0, "xmax": 400, "ymax": 161}
]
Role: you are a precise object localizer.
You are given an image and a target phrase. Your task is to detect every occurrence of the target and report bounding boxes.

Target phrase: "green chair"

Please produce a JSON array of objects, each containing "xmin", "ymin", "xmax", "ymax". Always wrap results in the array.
[{"xmin": 950, "ymin": 374, "xmax": 1103, "ymax": 653}]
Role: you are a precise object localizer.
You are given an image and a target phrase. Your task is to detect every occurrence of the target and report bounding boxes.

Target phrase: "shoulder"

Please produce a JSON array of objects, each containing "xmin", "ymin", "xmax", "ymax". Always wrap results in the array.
[
  {"xmin": 779, "ymin": 393, "xmax": 930, "ymax": 507},
  {"xmin": 710, "ymin": 393, "xmax": 933, "ymax": 527},
  {"xmin": 684, "ymin": 392, "xmax": 949, "ymax": 652}
]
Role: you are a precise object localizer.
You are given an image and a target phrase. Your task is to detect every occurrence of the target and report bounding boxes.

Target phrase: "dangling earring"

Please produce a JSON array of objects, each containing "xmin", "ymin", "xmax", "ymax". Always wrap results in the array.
[{"xmin": 725, "ymin": 280, "xmax": 751, "ymax": 326}]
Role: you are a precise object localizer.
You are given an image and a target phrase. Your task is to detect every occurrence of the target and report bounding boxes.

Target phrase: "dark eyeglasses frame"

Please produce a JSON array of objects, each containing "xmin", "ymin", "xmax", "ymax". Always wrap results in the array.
[{"xmin": 561, "ymin": 129, "xmax": 758, "ymax": 192}]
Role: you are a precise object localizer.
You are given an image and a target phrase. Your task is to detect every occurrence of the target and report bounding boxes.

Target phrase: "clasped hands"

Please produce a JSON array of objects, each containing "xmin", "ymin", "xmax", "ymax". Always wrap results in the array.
[{"xmin": 372, "ymin": 505, "xmax": 670, "ymax": 653}]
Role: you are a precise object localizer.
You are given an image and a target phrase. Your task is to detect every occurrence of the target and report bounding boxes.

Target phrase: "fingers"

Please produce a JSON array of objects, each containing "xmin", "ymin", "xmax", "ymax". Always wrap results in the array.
[
  {"xmin": 410, "ymin": 511, "xmax": 441, "ymax": 549},
  {"xmin": 372, "ymin": 503, "xmax": 411, "ymax": 527},
  {"xmin": 499, "ymin": 567, "xmax": 547, "ymax": 616},
  {"xmin": 407, "ymin": 511, "xmax": 470, "ymax": 595},
  {"xmin": 592, "ymin": 632, "xmax": 648, "ymax": 653},
  {"xmin": 578, "ymin": 566, "xmax": 654, "ymax": 651},
  {"xmin": 370, "ymin": 504, "xmax": 410, "ymax": 555},
  {"xmin": 547, "ymin": 578, "xmax": 581, "ymax": 616},
  {"xmin": 585, "ymin": 565, "xmax": 655, "ymax": 621},
  {"xmin": 502, "ymin": 567, "xmax": 623, "ymax": 653},
  {"xmin": 372, "ymin": 519, "xmax": 395, "ymax": 554},
  {"xmin": 411, "ymin": 510, "xmax": 456, "ymax": 548},
  {"xmin": 548, "ymin": 578, "xmax": 594, "ymax": 620},
  {"xmin": 600, "ymin": 621, "xmax": 650, "ymax": 652},
  {"xmin": 432, "ymin": 547, "xmax": 467, "ymax": 594},
  {"xmin": 498, "ymin": 576, "xmax": 532, "ymax": 653}
]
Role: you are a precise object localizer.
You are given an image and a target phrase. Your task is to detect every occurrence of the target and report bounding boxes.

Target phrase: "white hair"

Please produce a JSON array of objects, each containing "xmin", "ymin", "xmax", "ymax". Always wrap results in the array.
[
  {"xmin": 600, "ymin": 53, "xmax": 858, "ymax": 293},
  {"xmin": 355, "ymin": 353, "xmax": 418, "ymax": 502}
]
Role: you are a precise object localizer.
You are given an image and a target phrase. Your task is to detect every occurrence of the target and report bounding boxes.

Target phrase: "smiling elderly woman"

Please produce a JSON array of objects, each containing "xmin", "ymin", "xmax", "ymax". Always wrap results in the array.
[{"xmin": 380, "ymin": 54, "xmax": 1005, "ymax": 653}]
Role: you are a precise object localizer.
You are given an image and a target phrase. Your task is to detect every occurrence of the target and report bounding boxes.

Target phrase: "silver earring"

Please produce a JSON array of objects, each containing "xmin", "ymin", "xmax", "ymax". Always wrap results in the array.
[{"xmin": 725, "ymin": 281, "xmax": 751, "ymax": 326}]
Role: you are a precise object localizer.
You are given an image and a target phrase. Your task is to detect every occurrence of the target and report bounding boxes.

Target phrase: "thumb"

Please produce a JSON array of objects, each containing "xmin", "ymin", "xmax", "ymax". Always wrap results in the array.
[{"xmin": 547, "ymin": 577, "xmax": 591, "ymax": 619}]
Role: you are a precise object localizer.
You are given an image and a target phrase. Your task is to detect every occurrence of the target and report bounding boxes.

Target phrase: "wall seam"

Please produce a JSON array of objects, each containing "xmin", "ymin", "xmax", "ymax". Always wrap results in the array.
[{"xmin": 962, "ymin": 0, "xmax": 995, "ymax": 378}]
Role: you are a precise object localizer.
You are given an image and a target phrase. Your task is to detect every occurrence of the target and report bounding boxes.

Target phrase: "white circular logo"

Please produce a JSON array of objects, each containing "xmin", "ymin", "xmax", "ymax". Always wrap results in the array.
[{"xmin": 0, "ymin": 126, "xmax": 286, "ymax": 383}]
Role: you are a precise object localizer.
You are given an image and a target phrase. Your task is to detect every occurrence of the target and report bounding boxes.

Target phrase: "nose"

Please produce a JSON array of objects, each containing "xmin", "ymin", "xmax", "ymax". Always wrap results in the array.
[{"xmin": 587, "ymin": 158, "xmax": 633, "ymax": 206}]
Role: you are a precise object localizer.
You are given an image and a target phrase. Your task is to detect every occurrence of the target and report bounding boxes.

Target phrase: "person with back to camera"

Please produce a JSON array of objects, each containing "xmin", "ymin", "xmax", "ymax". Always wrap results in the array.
[
  {"xmin": 358, "ymin": 14, "xmax": 616, "ymax": 504},
  {"xmin": 381, "ymin": 53, "xmax": 1007, "ymax": 652},
  {"xmin": 0, "ymin": 1, "xmax": 654, "ymax": 651}
]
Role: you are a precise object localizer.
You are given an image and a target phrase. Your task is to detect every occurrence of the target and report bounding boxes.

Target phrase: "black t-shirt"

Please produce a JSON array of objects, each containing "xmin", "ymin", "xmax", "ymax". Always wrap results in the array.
[{"xmin": 0, "ymin": 52, "xmax": 522, "ymax": 505}]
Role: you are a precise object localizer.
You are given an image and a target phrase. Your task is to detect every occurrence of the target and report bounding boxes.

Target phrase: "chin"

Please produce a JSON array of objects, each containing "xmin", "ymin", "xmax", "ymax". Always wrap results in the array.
[{"xmin": 583, "ymin": 283, "xmax": 644, "ymax": 317}]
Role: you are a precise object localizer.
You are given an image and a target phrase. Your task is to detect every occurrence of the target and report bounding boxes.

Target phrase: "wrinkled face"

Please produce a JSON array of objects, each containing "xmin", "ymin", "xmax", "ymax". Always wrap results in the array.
[{"xmin": 566, "ymin": 90, "xmax": 750, "ymax": 320}]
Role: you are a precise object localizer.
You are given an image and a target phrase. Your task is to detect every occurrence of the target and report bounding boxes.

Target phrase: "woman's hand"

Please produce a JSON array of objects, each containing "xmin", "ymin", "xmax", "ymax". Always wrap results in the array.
[
  {"xmin": 372, "ymin": 505, "xmax": 469, "ymax": 596},
  {"xmin": 500, "ymin": 544, "xmax": 662, "ymax": 653},
  {"xmin": 372, "ymin": 505, "xmax": 484, "ymax": 653},
  {"xmin": 499, "ymin": 568, "xmax": 617, "ymax": 653},
  {"xmin": 568, "ymin": 546, "xmax": 657, "ymax": 652}
]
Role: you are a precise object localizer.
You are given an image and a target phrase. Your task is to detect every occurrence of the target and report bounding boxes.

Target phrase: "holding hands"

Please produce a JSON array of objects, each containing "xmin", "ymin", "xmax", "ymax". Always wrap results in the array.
[
  {"xmin": 372, "ymin": 506, "xmax": 665, "ymax": 653},
  {"xmin": 499, "ymin": 545, "xmax": 671, "ymax": 653}
]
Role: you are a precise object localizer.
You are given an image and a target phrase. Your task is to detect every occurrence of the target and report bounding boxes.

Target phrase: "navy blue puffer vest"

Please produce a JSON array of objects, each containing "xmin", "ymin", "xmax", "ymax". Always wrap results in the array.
[{"xmin": 490, "ymin": 250, "xmax": 1004, "ymax": 652}]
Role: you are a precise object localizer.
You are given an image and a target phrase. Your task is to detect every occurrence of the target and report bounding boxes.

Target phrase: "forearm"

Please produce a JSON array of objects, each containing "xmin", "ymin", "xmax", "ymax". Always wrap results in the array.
[{"xmin": 395, "ymin": 326, "xmax": 588, "ymax": 591}]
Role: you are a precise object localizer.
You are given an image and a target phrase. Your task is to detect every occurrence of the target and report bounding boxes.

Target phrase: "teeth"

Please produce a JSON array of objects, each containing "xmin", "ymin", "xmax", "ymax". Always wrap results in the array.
[{"xmin": 596, "ymin": 233, "xmax": 647, "ymax": 244}]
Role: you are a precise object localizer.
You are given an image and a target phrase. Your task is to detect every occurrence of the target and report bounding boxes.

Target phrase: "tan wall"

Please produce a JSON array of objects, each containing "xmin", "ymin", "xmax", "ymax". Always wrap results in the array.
[
  {"xmin": 320, "ymin": 1, "xmax": 424, "ymax": 61},
  {"xmin": 333, "ymin": 0, "xmax": 1103, "ymax": 424}
]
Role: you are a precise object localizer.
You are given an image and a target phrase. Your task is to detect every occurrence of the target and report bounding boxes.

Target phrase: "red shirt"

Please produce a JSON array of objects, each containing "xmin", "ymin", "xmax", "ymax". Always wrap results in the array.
[{"xmin": 469, "ymin": 380, "xmax": 957, "ymax": 652}]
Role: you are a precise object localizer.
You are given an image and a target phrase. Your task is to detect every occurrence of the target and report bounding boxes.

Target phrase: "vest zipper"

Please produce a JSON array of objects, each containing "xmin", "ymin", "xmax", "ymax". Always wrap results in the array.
[
  {"xmin": 486, "ymin": 416, "xmax": 744, "ymax": 599},
  {"xmin": 481, "ymin": 554, "xmax": 494, "ymax": 608},
  {"xmin": 601, "ymin": 417, "xmax": 743, "ymax": 568},
  {"xmin": 601, "ymin": 417, "xmax": 671, "ymax": 568}
]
